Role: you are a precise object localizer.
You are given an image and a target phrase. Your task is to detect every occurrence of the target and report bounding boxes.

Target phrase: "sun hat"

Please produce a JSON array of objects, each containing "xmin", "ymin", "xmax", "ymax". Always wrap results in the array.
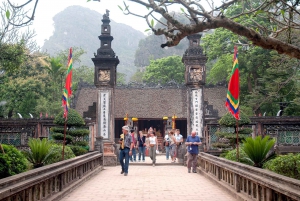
[{"xmin": 122, "ymin": 125, "xmax": 130, "ymax": 131}]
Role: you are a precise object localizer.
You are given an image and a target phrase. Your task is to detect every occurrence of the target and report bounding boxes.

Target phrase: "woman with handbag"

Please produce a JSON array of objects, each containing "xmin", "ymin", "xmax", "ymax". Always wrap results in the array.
[
  {"xmin": 137, "ymin": 131, "xmax": 146, "ymax": 162},
  {"xmin": 148, "ymin": 131, "xmax": 158, "ymax": 167},
  {"xmin": 168, "ymin": 130, "xmax": 177, "ymax": 163}
]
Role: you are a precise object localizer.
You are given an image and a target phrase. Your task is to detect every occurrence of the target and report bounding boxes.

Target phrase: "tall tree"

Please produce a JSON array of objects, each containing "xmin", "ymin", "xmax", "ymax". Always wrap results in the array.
[
  {"xmin": 0, "ymin": 53, "xmax": 50, "ymax": 118},
  {"xmin": 142, "ymin": 55, "xmax": 185, "ymax": 84},
  {"xmin": 0, "ymin": 1, "xmax": 37, "ymax": 73},
  {"xmin": 45, "ymin": 57, "xmax": 65, "ymax": 102},
  {"xmin": 203, "ymin": 28, "xmax": 300, "ymax": 115},
  {"xmin": 117, "ymin": 0, "xmax": 300, "ymax": 59}
]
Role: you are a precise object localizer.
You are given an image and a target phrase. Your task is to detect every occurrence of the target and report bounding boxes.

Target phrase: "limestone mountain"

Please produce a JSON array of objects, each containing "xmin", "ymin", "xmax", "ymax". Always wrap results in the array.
[
  {"xmin": 42, "ymin": 6, "xmax": 145, "ymax": 79},
  {"xmin": 134, "ymin": 12, "xmax": 190, "ymax": 68}
]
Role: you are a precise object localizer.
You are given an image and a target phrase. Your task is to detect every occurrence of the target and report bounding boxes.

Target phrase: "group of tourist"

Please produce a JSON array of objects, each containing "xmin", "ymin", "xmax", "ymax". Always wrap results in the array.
[
  {"xmin": 164, "ymin": 129, "xmax": 183, "ymax": 163},
  {"xmin": 118, "ymin": 125, "xmax": 201, "ymax": 176}
]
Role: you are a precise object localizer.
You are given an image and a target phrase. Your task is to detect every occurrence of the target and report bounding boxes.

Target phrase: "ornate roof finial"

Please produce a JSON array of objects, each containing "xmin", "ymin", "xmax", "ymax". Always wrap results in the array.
[{"xmin": 103, "ymin": 9, "xmax": 110, "ymax": 20}]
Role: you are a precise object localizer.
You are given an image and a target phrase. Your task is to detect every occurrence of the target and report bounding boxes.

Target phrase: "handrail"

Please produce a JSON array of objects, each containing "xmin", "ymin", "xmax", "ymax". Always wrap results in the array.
[
  {"xmin": 0, "ymin": 151, "xmax": 103, "ymax": 201},
  {"xmin": 198, "ymin": 152, "xmax": 300, "ymax": 201}
]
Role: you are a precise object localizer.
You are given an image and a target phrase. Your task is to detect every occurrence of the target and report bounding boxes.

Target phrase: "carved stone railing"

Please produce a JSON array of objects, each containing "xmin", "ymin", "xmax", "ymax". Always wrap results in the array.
[
  {"xmin": 0, "ymin": 152, "xmax": 103, "ymax": 201},
  {"xmin": 197, "ymin": 153, "xmax": 300, "ymax": 201}
]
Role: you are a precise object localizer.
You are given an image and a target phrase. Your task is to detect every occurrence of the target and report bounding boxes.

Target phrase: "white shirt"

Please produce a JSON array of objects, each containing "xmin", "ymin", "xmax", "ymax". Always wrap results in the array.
[
  {"xmin": 175, "ymin": 134, "xmax": 183, "ymax": 142},
  {"xmin": 149, "ymin": 136, "xmax": 156, "ymax": 144}
]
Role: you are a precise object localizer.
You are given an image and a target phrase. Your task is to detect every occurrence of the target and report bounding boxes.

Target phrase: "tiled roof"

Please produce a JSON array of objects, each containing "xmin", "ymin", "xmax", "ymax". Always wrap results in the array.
[{"xmin": 74, "ymin": 84, "xmax": 227, "ymax": 119}]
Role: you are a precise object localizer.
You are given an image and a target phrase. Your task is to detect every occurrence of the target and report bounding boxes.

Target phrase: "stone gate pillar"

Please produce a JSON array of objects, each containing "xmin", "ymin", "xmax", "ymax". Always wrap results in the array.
[
  {"xmin": 182, "ymin": 34, "xmax": 207, "ymax": 145},
  {"xmin": 92, "ymin": 10, "xmax": 119, "ymax": 166}
]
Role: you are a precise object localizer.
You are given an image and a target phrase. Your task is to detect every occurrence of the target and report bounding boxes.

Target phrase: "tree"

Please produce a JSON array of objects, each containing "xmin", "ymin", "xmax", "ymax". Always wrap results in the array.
[
  {"xmin": 142, "ymin": 55, "xmax": 185, "ymax": 84},
  {"xmin": 52, "ymin": 108, "xmax": 89, "ymax": 156},
  {"xmin": 214, "ymin": 112, "xmax": 252, "ymax": 149},
  {"xmin": 7, "ymin": 0, "xmax": 300, "ymax": 58},
  {"xmin": 117, "ymin": 72, "xmax": 126, "ymax": 85},
  {"xmin": 242, "ymin": 135, "xmax": 275, "ymax": 168},
  {"xmin": 45, "ymin": 57, "xmax": 65, "ymax": 102},
  {"xmin": 130, "ymin": 70, "xmax": 144, "ymax": 83},
  {"xmin": 118, "ymin": 0, "xmax": 300, "ymax": 59},
  {"xmin": 202, "ymin": 25, "xmax": 300, "ymax": 115},
  {"xmin": 24, "ymin": 138, "xmax": 53, "ymax": 168},
  {"xmin": 0, "ymin": 52, "xmax": 51, "ymax": 118},
  {"xmin": 0, "ymin": 1, "xmax": 37, "ymax": 73}
]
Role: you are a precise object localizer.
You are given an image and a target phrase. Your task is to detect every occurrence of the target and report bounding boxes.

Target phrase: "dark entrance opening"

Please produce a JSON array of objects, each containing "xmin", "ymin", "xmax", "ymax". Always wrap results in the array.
[{"xmin": 114, "ymin": 118, "xmax": 187, "ymax": 142}]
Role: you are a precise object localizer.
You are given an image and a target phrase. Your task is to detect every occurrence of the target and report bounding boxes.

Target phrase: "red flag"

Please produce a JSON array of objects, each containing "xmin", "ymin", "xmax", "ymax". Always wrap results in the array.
[
  {"xmin": 225, "ymin": 46, "xmax": 240, "ymax": 120},
  {"xmin": 62, "ymin": 48, "xmax": 73, "ymax": 119}
]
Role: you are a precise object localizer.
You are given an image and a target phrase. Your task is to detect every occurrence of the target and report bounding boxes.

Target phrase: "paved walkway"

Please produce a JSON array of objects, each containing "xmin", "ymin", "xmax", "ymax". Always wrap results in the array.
[{"xmin": 61, "ymin": 156, "xmax": 236, "ymax": 201}]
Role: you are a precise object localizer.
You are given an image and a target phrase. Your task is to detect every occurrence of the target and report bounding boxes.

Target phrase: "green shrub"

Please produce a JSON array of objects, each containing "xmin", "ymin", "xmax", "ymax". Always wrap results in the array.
[
  {"xmin": 263, "ymin": 153, "xmax": 300, "ymax": 180},
  {"xmin": 51, "ymin": 133, "xmax": 73, "ymax": 144},
  {"xmin": 219, "ymin": 112, "xmax": 251, "ymax": 127},
  {"xmin": 24, "ymin": 138, "xmax": 53, "ymax": 168},
  {"xmin": 68, "ymin": 145, "xmax": 88, "ymax": 156},
  {"xmin": 72, "ymin": 141, "xmax": 88, "ymax": 147},
  {"xmin": 68, "ymin": 128, "xmax": 89, "ymax": 137},
  {"xmin": 45, "ymin": 144, "xmax": 76, "ymax": 165},
  {"xmin": 51, "ymin": 127, "xmax": 89, "ymax": 137},
  {"xmin": 54, "ymin": 109, "xmax": 85, "ymax": 127},
  {"xmin": 242, "ymin": 135, "xmax": 275, "ymax": 168},
  {"xmin": 239, "ymin": 128, "xmax": 253, "ymax": 134},
  {"xmin": 223, "ymin": 147, "xmax": 254, "ymax": 166},
  {"xmin": 0, "ymin": 155, "xmax": 10, "ymax": 178},
  {"xmin": 50, "ymin": 127, "xmax": 64, "ymax": 133},
  {"xmin": 0, "ymin": 144, "xmax": 28, "ymax": 178}
]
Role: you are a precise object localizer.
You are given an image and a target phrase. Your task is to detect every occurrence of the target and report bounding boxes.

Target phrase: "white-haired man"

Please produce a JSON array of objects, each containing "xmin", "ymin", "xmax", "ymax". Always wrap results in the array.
[
  {"xmin": 119, "ymin": 125, "xmax": 133, "ymax": 176},
  {"xmin": 185, "ymin": 131, "xmax": 202, "ymax": 173}
]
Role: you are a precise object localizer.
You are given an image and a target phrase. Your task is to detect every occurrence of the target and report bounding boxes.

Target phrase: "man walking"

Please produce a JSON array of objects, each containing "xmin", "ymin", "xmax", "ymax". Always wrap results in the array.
[
  {"xmin": 119, "ymin": 126, "xmax": 133, "ymax": 176},
  {"xmin": 185, "ymin": 131, "xmax": 202, "ymax": 173}
]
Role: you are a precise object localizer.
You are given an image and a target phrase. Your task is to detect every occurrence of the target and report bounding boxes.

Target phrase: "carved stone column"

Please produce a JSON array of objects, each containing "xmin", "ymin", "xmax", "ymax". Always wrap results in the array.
[
  {"xmin": 92, "ymin": 10, "xmax": 119, "ymax": 166},
  {"xmin": 182, "ymin": 33, "xmax": 207, "ymax": 144}
]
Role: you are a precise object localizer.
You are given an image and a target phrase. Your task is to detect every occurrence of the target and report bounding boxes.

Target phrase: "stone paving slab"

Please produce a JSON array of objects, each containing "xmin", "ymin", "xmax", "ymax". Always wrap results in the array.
[
  {"xmin": 61, "ymin": 162, "xmax": 237, "ymax": 201},
  {"xmin": 129, "ymin": 155, "xmax": 183, "ymax": 166}
]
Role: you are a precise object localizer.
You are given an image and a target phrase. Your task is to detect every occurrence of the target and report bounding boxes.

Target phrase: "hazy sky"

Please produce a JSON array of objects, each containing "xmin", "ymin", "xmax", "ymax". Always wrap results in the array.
[
  {"xmin": 31, "ymin": 0, "xmax": 150, "ymax": 46},
  {"xmin": 13, "ymin": 0, "xmax": 220, "ymax": 47}
]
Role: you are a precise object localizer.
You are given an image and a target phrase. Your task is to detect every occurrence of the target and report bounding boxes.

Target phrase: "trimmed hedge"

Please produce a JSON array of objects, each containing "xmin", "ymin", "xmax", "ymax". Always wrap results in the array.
[
  {"xmin": 0, "ymin": 144, "xmax": 28, "ymax": 179},
  {"xmin": 68, "ymin": 145, "xmax": 88, "ymax": 156},
  {"xmin": 51, "ymin": 133, "xmax": 73, "ymax": 144},
  {"xmin": 54, "ymin": 109, "xmax": 85, "ymax": 127},
  {"xmin": 45, "ymin": 144, "xmax": 75, "ymax": 165},
  {"xmin": 263, "ymin": 153, "xmax": 300, "ymax": 180}
]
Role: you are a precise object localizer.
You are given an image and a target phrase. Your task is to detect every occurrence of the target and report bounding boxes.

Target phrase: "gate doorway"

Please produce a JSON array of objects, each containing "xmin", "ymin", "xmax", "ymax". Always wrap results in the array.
[{"xmin": 114, "ymin": 118, "xmax": 187, "ymax": 141}]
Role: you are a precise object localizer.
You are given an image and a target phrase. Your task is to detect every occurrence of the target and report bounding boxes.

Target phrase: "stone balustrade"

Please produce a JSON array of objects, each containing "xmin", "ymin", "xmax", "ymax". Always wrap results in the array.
[
  {"xmin": 197, "ymin": 152, "xmax": 300, "ymax": 201},
  {"xmin": 0, "ymin": 151, "xmax": 103, "ymax": 201}
]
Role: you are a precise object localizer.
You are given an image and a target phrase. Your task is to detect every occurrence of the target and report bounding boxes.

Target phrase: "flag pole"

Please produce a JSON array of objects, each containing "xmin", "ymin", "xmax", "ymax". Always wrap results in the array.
[
  {"xmin": 236, "ymin": 119, "xmax": 239, "ymax": 161},
  {"xmin": 62, "ymin": 119, "xmax": 67, "ymax": 161},
  {"xmin": 61, "ymin": 47, "xmax": 72, "ymax": 161}
]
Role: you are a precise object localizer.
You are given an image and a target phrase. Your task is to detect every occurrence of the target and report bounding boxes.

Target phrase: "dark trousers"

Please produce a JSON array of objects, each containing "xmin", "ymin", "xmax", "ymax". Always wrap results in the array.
[{"xmin": 119, "ymin": 148, "xmax": 130, "ymax": 173}]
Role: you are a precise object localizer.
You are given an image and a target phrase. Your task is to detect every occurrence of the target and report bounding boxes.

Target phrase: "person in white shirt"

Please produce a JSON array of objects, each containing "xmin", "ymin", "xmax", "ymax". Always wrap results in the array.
[
  {"xmin": 164, "ymin": 130, "xmax": 170, "ymax": 160},
  {"xmin": 148, "ymin": 131, "xmax": 158, "ymax": 167},
  {"xmin": 175, "ymin": 129, "xmax": 183, "ymax": 162}
]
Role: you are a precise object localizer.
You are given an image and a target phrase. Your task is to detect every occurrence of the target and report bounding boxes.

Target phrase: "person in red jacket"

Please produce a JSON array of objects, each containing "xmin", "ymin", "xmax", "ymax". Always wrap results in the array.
[{"xmin": 129, "ymin": 129, "xmax": 137, "ymax": 162}]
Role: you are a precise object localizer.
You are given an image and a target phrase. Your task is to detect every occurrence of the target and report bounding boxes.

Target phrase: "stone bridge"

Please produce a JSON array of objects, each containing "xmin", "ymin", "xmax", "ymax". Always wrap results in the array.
[{"xmin": 1, "ymin": 152, "xmax": 299, "ymax": 201}]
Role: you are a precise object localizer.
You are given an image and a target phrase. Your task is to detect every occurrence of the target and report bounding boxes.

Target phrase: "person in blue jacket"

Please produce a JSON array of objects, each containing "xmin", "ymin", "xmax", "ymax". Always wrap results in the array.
[{"xmin": 185, "ymin": 131, "xmax": 202, "ymax": 173}]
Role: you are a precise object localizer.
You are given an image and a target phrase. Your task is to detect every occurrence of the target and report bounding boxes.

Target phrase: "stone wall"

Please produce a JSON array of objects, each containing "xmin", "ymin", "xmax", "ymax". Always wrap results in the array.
[
  {"xmin": 114, "ymin": 88, "xmax": 187, "ymax": 118},
  {"xmin": 73, "ymin": 82, "xmax": 228, "ymax": 119}
]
